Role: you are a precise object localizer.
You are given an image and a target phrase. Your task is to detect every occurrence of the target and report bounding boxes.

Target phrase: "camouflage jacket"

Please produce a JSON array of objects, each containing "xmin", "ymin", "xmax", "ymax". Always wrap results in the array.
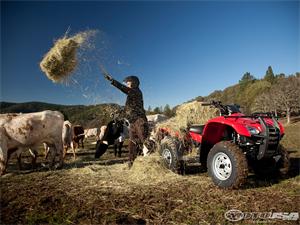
[{"xmin": 111, "ymin": 79, "xmax": 147, "ymax": 123}]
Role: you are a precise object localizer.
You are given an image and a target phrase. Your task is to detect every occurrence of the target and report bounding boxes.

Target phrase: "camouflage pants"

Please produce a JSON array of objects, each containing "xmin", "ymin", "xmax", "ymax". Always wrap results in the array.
[{"xmin": 128, "ymin": 118, "xmax": 149, "ymax": 162}]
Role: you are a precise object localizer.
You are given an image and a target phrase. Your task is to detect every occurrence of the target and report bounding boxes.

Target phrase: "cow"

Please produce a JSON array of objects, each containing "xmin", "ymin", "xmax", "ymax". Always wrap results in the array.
[
  {"xmin": 0, "ymin": 111, "xmax": 64, "ymax": 175},
  {"xmin": 146, "ymin": 114, "xmax": 168, "ymax": 127},
  {"xmin": 13, "ymin": 143, "xmax": 49, "ymax": 170},
  {"xmin": 98, "ymin": 125, "xmax": 107, "ymax": 141},
  {"xmin": 113, "ymin": 132, "xmax": 126, "ymax": 157},
  {"xmin": 84, "ymin": 128, "xmax": 99, "ymax": 139},
  {"xmin": 95, "ymin": 119, "xmax": 129, "ymax": 159},
  {"xmin": 43, "ymin": 121, "xmax": 75, "ymax": 159},
  {"xmin": 98, "ymin": 124, "xmax": 129, "ymax": 157},
  {"xmin": 72, "ymin": 125, "xmax": 84, "ymax": 149},
  {"xmin": 62, "ymin": 120, "xmax": 75, "ymax": 159},
  {"xmin": 95, "ymin": 116, "xmax": 159, "ymax": 159},
  {"xmin": 12, "ymin": 120, "xmax": 74, "ymax": 170}
]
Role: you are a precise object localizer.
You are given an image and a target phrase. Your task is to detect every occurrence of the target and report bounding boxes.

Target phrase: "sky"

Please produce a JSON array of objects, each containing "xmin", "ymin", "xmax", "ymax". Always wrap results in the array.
[{"xmin": 1, "ymin": 1, "xmax": 299, "ymax": 109}]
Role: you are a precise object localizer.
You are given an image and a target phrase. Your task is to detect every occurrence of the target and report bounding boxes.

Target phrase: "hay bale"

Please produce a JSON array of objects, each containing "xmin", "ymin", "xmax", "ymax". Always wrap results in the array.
[
  {"xmin": 40, "ymin": 30, "xmax": 96, "ymax": 83},
  {"xmin": 156, "ymin": 101, "xmax": 220, "ymax": 136},
  {"xmin": 128, "ymin": 153, "xmax": 179, "ymax": 184}
]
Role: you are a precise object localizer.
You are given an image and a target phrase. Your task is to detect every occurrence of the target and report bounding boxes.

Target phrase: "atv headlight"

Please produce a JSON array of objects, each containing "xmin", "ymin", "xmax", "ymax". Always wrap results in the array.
[{"xmin": 246, "ymin": 126, "xmax": 260, "ymax": 135}]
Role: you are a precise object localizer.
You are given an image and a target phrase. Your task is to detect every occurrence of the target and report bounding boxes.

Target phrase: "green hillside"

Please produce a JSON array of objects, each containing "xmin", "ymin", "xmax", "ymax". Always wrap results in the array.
[
  {"xmin": 1, "ymin": 68, "xmax": 299, "ymax": 126},
  {"xmin": 0, "ymin": 101, "xmax": 121, "ymax": 128}
]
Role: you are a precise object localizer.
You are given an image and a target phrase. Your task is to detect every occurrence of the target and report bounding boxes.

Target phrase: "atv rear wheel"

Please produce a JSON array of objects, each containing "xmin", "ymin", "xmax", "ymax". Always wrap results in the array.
[
  {"xmin": 159, "ymin": 137, "xmax": 185, "ymax": 174},
  {"xmin": 207, "ymin": 141, "xmax": 248, "ymax": 189}
]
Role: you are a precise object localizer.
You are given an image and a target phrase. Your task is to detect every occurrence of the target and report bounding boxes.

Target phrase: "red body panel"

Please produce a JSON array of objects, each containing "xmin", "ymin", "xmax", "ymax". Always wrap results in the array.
[
  {"xmin": 189, "ymin": 132, "xmax": 202, "ymax": 143},
  {"xmin": 188, "ymin": 113, "xmax": 284, "ymax": 145}
]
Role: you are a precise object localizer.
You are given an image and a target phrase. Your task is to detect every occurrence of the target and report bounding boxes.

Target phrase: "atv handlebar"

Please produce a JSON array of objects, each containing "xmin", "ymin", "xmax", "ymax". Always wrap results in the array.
[
  {"xmin": 201, "ymin": 102, "xmax": 212, "ymax": 106},
  {"xmin": 201, "ymin": 100, "xmax": 222, "ymax": 107},
  {"xmin": 201, "ymin": 100, "xmax": 241, "ymax": 116}
]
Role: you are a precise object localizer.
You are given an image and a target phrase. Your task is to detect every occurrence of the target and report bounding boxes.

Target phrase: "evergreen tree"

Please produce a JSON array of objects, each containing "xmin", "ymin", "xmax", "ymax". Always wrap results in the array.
[
  {"xmin": 239, "ymin": 72, "xmax": 255, "ymax": 84},
  {"xmin": 275, "ymin": 73, "xmax": 285, "ymax": 79},
  {"xmin": 239, "ymin": 72, "xmax": 256, "ymax": 91},
  {"xmin": 163, "ymin": 104, "xmax": 173, "ymax": 117},
  {"xmin": 153, "ymin": 107, "xmax": 161, "ymax": 114},
  {"xmin": 264, "ymin": 66, "xmax": 275, "ymax": 83}
]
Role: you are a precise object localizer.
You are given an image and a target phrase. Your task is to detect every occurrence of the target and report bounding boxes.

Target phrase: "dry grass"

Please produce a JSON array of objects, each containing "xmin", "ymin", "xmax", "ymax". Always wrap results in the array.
[
  {"xmin": 1, "ymin": 122, "xmax": 300, "ymax": 225},
  {"xmin": 281, "ymin": 120, "xmax": 300, "ymax": 157},
  {"xmin": 1, "ymin": 160, "xmax": 299, "ymax": 225}
]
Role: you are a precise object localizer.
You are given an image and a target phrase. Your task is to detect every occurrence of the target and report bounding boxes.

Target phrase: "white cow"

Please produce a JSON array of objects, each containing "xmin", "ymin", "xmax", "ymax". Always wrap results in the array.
[
  {"xmin": 62, "ymin": 120, "xmax": 75, "ymax": 159},
  {"xmin": 12, "ymin": 143, "xmax": 47, "ymax": 170},
  {"xmin": 14, "ymin": 120, "xmax": 74, "ymax": 169},
  {"xmin": 0, "ymin": 111, "xmax": 64, "ymax": 175},
  {"xmin": 85, "ymin": 128, "xmax": 99, "ymax": 138},
  {"xmin": 98, "ymin": 125, "xmax": 107, "ymax": 141},
  {"xmin": 146, "ymin": 114, "xmax": 168, "ymax": 124}
]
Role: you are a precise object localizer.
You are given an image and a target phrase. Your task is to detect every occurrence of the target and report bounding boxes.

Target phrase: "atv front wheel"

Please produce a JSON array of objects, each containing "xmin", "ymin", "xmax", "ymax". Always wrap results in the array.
[
  {"xmin": 207, "ymin": 141, "xmax": 248, "ymax": 189},
  {"xmin": 159, "ymin": 137, "xmax": 185, "ymax": 174}
]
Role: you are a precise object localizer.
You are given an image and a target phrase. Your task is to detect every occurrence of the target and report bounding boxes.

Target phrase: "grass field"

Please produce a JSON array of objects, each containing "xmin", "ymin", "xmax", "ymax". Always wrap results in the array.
[{"xmin": 1, "ymin": 121, "xmax": 299, "ymax": 225}]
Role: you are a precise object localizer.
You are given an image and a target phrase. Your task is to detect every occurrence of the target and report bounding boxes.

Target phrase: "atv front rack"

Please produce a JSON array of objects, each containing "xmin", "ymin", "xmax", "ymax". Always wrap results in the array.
[{"xmin": 224, "ymin": 115, "xmax": 281, "ymax": 159}]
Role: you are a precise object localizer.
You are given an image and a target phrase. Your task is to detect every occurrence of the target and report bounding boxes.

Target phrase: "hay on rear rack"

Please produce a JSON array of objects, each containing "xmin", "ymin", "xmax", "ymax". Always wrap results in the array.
[{"xmin": 156, "ymin": 101, "xmax": 220, "ymax": 138}]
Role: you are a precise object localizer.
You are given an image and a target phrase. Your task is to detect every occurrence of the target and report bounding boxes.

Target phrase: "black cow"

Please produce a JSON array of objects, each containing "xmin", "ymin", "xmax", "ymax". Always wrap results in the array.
[{"xmin": 95, "ymin": 119, "xmax": 128, "ymax": 158}]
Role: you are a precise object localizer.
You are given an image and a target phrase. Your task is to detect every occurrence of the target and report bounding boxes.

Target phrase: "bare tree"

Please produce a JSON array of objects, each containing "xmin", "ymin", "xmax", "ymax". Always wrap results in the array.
[
  {"xmin": 272, "ymin": 76, "xmax": 300, "ymax": 124},
  {"xmin": 252, "ymin": 91, "xmax": 279, "ymax": 114}
]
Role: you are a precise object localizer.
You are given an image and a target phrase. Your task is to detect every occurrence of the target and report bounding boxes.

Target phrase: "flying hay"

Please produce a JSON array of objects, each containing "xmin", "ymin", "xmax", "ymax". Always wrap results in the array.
[{"xmin": 40, "ymin": 30, "xmax": 97, "ymax": 83}]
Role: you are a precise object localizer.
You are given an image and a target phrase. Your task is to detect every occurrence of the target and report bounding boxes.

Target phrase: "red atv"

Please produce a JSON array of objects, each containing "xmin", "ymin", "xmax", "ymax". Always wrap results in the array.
[{"xmin": 157, "ymin": 101, "xmax": 290, "ymax": 189}]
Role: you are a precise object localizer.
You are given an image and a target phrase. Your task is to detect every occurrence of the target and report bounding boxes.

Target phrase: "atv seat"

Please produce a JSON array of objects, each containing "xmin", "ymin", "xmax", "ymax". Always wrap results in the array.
[{"xmin": 189, "ymin": 125, "xmax": 205, "ymax": 135}]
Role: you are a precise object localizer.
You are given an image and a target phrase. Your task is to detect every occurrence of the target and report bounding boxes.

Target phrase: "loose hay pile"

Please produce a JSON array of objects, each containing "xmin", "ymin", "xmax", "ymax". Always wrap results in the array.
[
  {"xmin": 40, "ymin": 30, "xmax": 97, "ymax": 83},
  {"xmin": 156, "ymin": 101, "xmax": 220, "ymax": 137},
  {"xmin": 128, "ymin": 153, "xmax": 179, "ymax": 184}
]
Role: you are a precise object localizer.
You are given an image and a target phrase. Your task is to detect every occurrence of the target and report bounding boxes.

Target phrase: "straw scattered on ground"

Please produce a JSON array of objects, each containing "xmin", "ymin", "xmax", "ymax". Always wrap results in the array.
[
  {"xmin": 1, "ymin": 131, "xmax": 299, "ymax": 225},
  {"xmin": 128, "ymin": 153, "xmax": 180, "ymax": 184}
]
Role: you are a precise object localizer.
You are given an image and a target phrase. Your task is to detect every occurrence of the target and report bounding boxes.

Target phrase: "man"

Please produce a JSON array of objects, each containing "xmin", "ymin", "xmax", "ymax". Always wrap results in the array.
[{"xmin": 103, "ymin": 71, "xmax": 149, "ymax": 167}]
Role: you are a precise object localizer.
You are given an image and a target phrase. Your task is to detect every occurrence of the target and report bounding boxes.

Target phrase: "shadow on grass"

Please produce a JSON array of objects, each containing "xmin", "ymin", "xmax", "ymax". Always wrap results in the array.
[
  {"xmin": 5, "ymin": 148, "xmax": 129, "ymax": 176},
  {"xmin": 240, "ymin": 156, "xmax": 299, "ymax": 189},
  {"xmin": 182, "ymin": 155, "xmax": 300, "ymax": 189},
  {"xmin": 5, "ymin": 146, "xmax": 299, "ymax": 191},
  {"xmin": 62, "ymin": 157, "xmax": 128, "ymax": 170}
]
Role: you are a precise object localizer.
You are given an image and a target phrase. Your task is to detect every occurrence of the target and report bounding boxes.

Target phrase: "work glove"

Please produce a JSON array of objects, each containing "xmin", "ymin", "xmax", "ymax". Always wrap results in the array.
[
  {"xmin": 104, "ymin": 74, "xmax": 113, "ymax": 81},
  {"xmin": 100, "ymin": 65, "xmax": 113, "ymax": 81}
]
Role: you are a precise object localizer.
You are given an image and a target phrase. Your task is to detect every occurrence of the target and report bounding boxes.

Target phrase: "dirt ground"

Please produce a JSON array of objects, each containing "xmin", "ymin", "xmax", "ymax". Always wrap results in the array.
[{"xmin": 1, "ymin": 122, "xmax": 300, "ymax": 225}]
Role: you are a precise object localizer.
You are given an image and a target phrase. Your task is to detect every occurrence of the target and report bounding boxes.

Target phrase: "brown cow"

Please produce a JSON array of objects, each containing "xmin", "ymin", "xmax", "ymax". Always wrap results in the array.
[{"xmin": 73, "ymin": 125, "xmax": 84, "ymax": 149}]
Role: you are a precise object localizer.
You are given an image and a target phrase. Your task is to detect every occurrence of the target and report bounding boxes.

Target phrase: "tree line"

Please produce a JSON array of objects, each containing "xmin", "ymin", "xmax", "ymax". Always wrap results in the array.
[
  {"xmin": 193, "ymin": 66, "xmax": 299, "ymax": 124},
  {"xmin": 2, "ymin": 66, "xmax": 299, "ymax": 125},
  {"xmin": 147, "ymin": 67, "xmax": 299, "ymax": 124},
  {"xmin": 146, "ymin": 104, "xmax": 176, "ymax": 118}
]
